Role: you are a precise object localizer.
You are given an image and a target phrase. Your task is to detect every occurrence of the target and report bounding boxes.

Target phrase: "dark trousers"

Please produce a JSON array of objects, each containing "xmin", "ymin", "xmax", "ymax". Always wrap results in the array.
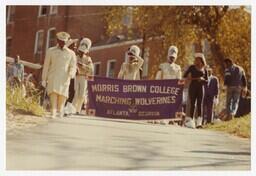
[
  {"xmin": 189, "ymin": 84, "xmax": 204, "ymax": 119},
  {"xmin": 66, "ymin": 79, "xmax": 75, "ymax": 103},
  {"xmin": 203, "ymin": 96, "xmax": 214, "ymax": 124}
]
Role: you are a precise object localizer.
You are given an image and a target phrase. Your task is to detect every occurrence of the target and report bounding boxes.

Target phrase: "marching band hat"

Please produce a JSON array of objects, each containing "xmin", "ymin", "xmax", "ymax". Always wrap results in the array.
[
  {"xmin": 78, "ymin": 38, "xmax": 92, "ymax": 53},
  {"xmin": 128, "ymin": 45, "xmax": 140, "ymax": 57},
  {"xmin": 168, "ymin": 45, "xmax": 178, "ymax": 59}
]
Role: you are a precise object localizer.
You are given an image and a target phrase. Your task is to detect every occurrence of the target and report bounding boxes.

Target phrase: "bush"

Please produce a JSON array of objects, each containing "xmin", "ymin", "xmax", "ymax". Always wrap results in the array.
[{"xmin": 6, "ymin": 83, "xmax": 45, "ymax": 116}]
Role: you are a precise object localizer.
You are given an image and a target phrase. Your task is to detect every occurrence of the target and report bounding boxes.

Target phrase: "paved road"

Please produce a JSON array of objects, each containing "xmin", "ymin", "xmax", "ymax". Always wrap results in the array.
[{"xmin": 6, "ymin": 115, "xmax": 250, "ymax": 170}]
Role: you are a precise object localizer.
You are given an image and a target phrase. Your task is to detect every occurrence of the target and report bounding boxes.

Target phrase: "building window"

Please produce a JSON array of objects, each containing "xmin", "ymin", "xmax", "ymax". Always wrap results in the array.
[
  {"xmin": 46, "ymin": 28, "xmax": 56, "ymax": 49},
  {"xmin": 49, "ymin": 6, "xmax": 58, "ymax": 14},
  {"xmin": 34, "ymin": 30, "xmax": 44, "ymax": 62},
  {"xmin": 94, "ymin": 62, "xmax": 101, "ymax": 76},
  {"xmin": 38, "ymin": 6, "xmax": 48, "ymax": 16},
  {"xmin": 106, "ymin": 59, "xmax": 116, "ymax": 78},
  {"xmin": 6, "ymin": 37, "xmax": 12, "ymax": 56},
  {"xmin": 6, "ymin": 6, "xmax": 15, "ymax": 23},
  {"xmin": 122, "ymin": 7, "xmax": 133, "ymax": 27}
]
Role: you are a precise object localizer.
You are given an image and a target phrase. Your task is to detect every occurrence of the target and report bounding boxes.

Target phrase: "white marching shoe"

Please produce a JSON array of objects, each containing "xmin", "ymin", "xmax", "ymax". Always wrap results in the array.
[
  {"xmin": 213, "ymin": 118, "xmax": 222, "ymax": 124},
  {"xmin": 51, "ymin": 110, "xmax": 57, "ymax": 119},
  {"xmin": 184, "ymin": 117, "xmax": 196, "ymax": 129},
  {"xmin": 59, "ymin": 111, "xmax": 64, "ymax": 118},
  {"xmin": 196, "ymin": 117, "xmax": 203, "ymax": 128}
]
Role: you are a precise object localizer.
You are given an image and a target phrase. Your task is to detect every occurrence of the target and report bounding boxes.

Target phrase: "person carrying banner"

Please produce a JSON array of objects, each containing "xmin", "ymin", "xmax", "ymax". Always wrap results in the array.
[
  {"xmin": 223, "ymin": 58, "xmax": 247, "ymax": 121},
  {"xmin": 41, "ymin": 32, "xmax": 77, "ymax": 118},
  {"xmin": 72, "ymin": 38, "xmax": 94, "ymax": 114},
  {"xmin": 183, "ymin": 53, "xmax": 208, "ymax": 128},
  {"xmin": 118, "ymin": 45, "xmax": 144, "ymax": 80},
  {"xmin": 203, "ymin": 67, "xmax": 219, "ymax": 124},
  {"xmin": 155, "ymin": 45, "xmax": 182, "ymax": 80}
]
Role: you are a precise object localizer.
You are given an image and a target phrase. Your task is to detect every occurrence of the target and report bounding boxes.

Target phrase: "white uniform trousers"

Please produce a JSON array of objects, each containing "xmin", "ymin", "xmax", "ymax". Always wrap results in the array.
[{"xmin": 72, "ymin": 75, "xmax": 88, "ymax": 113}]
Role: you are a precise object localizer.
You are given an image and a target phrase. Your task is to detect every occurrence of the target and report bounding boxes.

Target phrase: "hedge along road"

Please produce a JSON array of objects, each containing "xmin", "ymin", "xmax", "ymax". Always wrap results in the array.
[{"xmin": 6, "ymin": 115, "xmax": 250, "ymax": 170}]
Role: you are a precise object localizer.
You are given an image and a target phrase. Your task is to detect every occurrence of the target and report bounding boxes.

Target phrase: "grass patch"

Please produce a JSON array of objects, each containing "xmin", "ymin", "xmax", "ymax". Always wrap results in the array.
[
  {"xmin": 205, "ymin": 114, "xmax": 251, "ymax": 138},
  {"xmin": 6, "ymin": 83, "xmax": 45, "ymax": 116}
]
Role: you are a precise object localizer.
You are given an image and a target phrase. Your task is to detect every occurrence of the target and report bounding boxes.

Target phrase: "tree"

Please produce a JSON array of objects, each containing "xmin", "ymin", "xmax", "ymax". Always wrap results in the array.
[
  {"xmin": 216, "ymin": 8, "xmax": 251, "ymax": 78},
  {"xmin": 104, "ymin": 6, "xmax": 251, "ymax": 81}
]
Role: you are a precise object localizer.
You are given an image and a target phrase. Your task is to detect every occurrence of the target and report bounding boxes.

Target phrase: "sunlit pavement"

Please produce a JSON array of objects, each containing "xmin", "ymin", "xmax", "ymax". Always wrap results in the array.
[{"xmin": 6, "ymin": 115, "xmax": 250, "ymax": 170}]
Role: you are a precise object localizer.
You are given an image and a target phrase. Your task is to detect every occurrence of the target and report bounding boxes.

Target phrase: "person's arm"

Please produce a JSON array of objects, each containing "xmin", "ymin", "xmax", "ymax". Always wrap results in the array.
[
  {"xmin": 155, "ymin": 70, "xmax": 162, "ymax": 80},
  {"xmin": 203, "ymin": 68, "xmax": 208, "ymax": 84},
  {"xmin": 215, "ymin": 77, "xmax": 220, "ymax": 98},
  {"xmin": 21, "ymin": 64, "xmax": 24, "ymax": 82},
  {"xmin": 135, "ymin": 55, "xmax": 144, "ymax": 70},
  {"xmin": 177, "ymin": 65, "xmax": 182, "ymax": 79},
  {"xmin": 224, "ymin": 68, "xmax": 231, "ymax": 86},
  {"xmin": 84, "ymin": 57, "xmax": 94, "ymax": 76},
  {"xmin": 42, "ymin": 49, "xmax": 51, "ymax": 84},
  {"xmin": 183, "ymin": 65, "xmax": 192, "ymax": 78},
  {"xmin": 118, "ymin": 63, "xmax": 125, "ymax": 79},
  {"xmin": 68, "ymin": 52, "xmax": 77, "ymax": 79},
  {"xmin": 241, "ymin": 69, "xmax": 247, "ymax": 88}
]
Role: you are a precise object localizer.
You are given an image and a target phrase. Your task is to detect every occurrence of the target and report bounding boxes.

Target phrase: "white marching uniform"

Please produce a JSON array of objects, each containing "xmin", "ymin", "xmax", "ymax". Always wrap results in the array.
[
  {"xmin": 155, "ymin": 62, "xmax": 182, "ymax": 79},
  {"xmin": 42, "ymin": 45, "xmax": 76, "ymax": 117},
  {"xmin": 118, "ymin": 45, "xmax": 144, "ymax": 80},
  {"xmin": 154, "ymin": 45, "xmax": 181, "ymax": 124},
  {"xmin": 118, "ymin": 58, "xmax": 143, "ymax": 80},
  {"xmin": 72, "ymin": 55, "xmax": 94, "ymax": 113},
  {"xmin": 72, "ymin": 38, "xmax": 93, "ymax": 113}
]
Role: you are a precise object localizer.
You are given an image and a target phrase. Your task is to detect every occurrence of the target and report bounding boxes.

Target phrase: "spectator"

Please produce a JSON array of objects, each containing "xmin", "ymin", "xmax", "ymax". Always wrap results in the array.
[
  {"xmin": 223, "ymin": 58, "xmax": 247, "ymax": 121},
  {"xmin": 12, "ymin": 55, "xmax": 24, "ymax": 86},
  {"xmin": 203, "ymin": 67, "xmax": 219, "ymax": 124}
]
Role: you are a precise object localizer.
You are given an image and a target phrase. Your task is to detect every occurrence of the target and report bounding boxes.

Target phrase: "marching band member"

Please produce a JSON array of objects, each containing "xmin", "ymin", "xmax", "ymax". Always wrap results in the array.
[
  {"xmin": 66, "ymin": 38, "xmax": 79, "ymax": 52},
  {"xmin": 155, "ymin": 45, "xmax": 182, "ymax": 80},
  {"xmin": 72, "ymin": 38, "xmax": 94, "ymax": 114},
  {"xmin": 42, "ymin": 32, "xmax": 77, "ymax": 118},
  {"xmin": 154, "ymin": 46, "xmax": 182, "ymax": 125},
  {"xmin": 118, "ymin": 45, "xmax": 144, "ymax": 80}
]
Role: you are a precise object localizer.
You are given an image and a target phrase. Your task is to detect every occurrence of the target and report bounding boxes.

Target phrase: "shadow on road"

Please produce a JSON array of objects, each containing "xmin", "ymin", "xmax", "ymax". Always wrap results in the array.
[{"xmin": 189, "ymin": 150, "xmax": 250, "ymax": 156}]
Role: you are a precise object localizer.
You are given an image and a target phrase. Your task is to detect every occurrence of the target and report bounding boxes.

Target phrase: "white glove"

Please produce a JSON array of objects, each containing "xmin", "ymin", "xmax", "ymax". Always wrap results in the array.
[
  {"xmin": 42, "ymin": 81, "xmax": 47, "ymax": 88},
  {"xmin": 214, "ymin": 97, "xmax": 219, "ymax": 105}
]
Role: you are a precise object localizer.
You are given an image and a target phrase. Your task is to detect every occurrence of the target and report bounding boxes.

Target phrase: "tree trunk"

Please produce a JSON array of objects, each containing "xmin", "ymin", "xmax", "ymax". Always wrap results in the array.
[
  {"xmin": 140, "ymin": 32, "xmax": 146, "ymax": 79},
  {"xmin": 210, "ymin": 42, "xmax": 226, "ymax": 80}
]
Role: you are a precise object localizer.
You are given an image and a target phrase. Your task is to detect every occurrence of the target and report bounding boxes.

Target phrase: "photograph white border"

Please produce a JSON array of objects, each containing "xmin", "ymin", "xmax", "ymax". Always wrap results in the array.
[{"xmin": 1, "ymin": 1, "xmax": 255, "ymax": 176}]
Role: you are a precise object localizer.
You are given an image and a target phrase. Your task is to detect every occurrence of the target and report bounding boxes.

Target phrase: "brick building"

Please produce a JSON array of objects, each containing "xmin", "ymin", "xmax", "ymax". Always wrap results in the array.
[{"xmin": 6, "ymin": 5, "xmax": 166, "ymax": 82}]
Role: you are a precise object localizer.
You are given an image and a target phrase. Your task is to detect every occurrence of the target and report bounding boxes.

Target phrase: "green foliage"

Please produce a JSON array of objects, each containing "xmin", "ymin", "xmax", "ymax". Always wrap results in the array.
[{"xmin": 6, "ymin": 83, "xmax": 45, "ymax": 116}]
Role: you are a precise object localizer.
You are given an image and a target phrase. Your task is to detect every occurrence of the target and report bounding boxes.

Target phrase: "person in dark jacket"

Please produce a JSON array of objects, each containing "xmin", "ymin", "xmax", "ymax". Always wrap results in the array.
[
  {"xmin": 203, "ymin": 67, "xmax": 219, "ymax": 124},
  {"xmin": 183, "ymin": 53, "xmax": 208, "ymax": 128},
  {"xmin": 224, "ymin": 58, "xmax": 247, "ymax": 121}
]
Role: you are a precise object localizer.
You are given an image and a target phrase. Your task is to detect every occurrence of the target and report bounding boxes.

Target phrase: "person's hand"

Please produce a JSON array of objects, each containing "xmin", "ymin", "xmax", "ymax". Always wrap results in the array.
[
  {"xmin": 242, "ymin": 87, "xmax": 247, "ymax": 97},
  {"xmin": 214, "ymin": 97, "xmax": 219, "ymax": 105},
  {"xmin": 41, "ymin": 81, "xmax": 46, "ymax": 88},
  {"xmin": 199, "ymin": 77, "xmax": 205, "ymax": 81}
]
